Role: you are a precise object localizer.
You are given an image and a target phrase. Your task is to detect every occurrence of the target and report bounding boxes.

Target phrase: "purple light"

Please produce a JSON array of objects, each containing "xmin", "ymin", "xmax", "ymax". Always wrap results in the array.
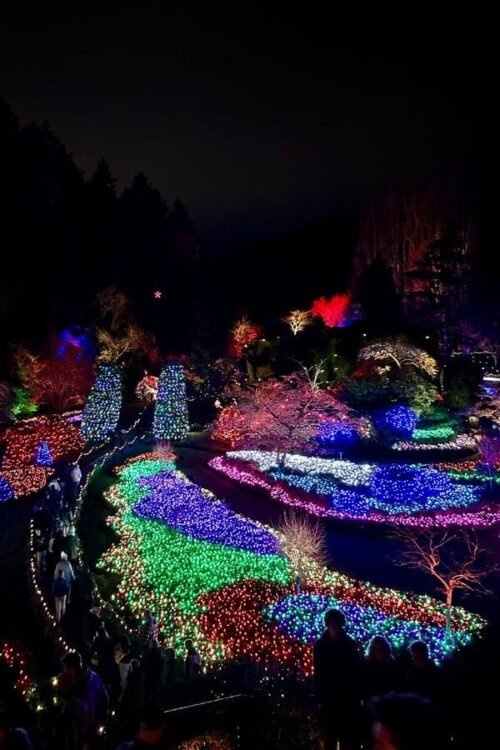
[{"xmin": 134, "ymin": 471, "xmax": 281, "ymax": 555}]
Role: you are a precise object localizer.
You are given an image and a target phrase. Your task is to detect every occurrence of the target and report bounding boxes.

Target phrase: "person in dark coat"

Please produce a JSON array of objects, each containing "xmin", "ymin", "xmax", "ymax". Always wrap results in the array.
[
  {"xmin": 142, "ymin": 639, "xmax": 164, "ymax": 703},
  {"xmin": 369, "ymin": 692, "xmax": 446, "ymax": 750},
  {"xmin": 0, "ymin": 708, "xmax": 33, "ymax": 750},
  {"xmin": 363, "ymin": 635, "xmax": 400, "ymax": 699},
  {"xmin": 404, "ymin": 641, "xmax": 440, "ymax": 701},
  {"xmin": 313, "ymin": 608, "xmax": 361, "ymax": 750}
]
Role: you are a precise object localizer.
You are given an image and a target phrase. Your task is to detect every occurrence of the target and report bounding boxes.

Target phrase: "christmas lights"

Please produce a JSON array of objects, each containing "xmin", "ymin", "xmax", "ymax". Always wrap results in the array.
[
  {"xmin": 315, "ymin": 421, "xmax": 359, "ymax": 451},
  {"xmin": 391, "ymin": 434, "xmax": 476, "ymax": 452},
  {"xmin": 0, "ymin": 476, "xmax": 14, "ymax": 501},
  {"xmin": 210, "ymin": 452, "xmax": 500, "ymax": 528},
  {"xmin": 81, "ymin": 365, "xmax": 122, "ymax": 442},
  {"xmin": 0, "ymin": 641, "xmax": 36, "ymax": 701},
  {"xmin": 376, "ymin": 405, "xmax": 417, "ymax": 439},
  {"xmin": 97, "ymin": 454, "xmax": 485, "ymax": 678},
  {"xmin": 36, "ymin": 441, "xmax": 53, "ymax": 467},
  {"xmin": 413, "ymin": 425, "xmax": 456, "ymax": 443},
  {"xmin": 135, "ymin": 374, "xmax": 159, "ymax": 403},
  {"xmin": 153, "ymin": 363, "xmax": 189, "ymax": 441},
  {"xmin": 0, "ymin": 415, "xmax": 84, "ymax": 498}
]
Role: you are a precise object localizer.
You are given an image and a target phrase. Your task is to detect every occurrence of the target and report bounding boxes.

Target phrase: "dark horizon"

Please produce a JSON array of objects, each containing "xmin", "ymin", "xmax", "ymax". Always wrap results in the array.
[{"xmin": 2, "ymin": 4, "xmax": 499, "ymax": 252}]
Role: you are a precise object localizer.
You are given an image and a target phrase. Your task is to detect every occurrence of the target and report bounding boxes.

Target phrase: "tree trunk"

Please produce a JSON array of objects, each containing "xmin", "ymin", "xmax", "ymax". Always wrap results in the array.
[{"xmin": 446, "ymin": 589, "xmax": 453, "ymax": 635}]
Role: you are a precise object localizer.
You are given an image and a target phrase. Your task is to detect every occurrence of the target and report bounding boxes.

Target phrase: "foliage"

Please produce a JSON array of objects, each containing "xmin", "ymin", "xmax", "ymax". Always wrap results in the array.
[
  {"xmin": 0, "ymin": 382, "xmax": 11, "ymax": 423},
  {"xmin": 216, "ymin": 373, "xmax": 354, "ymax": 457},
  {"xmin": 9, "ymin": 387, "xmax": 38, "ymax": 420},
  {"xmin": 314, "ymin": 420, "xmax": 359, "ymax": 451},
  {"xmin": 13, "ymin": 344, "xmax": 93, "ymax": 414},
  {"xmin": 135, "ymin": 374, "xmax": 159, "ymax": 403},
  {"xmin": 311, "ymin": 293, "xmax": 354, "ymax": 328},
  {"xmin": 227, "ymin": 317, "xmax": 263, "ymax": 358},
  {"xmin": 95, "ymin": 286, "xmax": 159, "ymax": 366},
  {"xmin": 279, "ymin": 511, "xmax": 328, "ymax": 581},
  {"xmin": 375, "ymin": 405, "xmax": 417, "ymax": 440},
  {"xmin": 282, "ymin": 309, "xmax": 311, "ymax": 335},
  {"xmin": 390, "ymin": 370, "xmax": 439, "ymax": 415},
  {"xmin": 444, "ymin": 358, "xmax": 482, "ymax": 409},
  {"xmin": 358, "ymin": 337, "xmax": 438, "ymax": 378}
]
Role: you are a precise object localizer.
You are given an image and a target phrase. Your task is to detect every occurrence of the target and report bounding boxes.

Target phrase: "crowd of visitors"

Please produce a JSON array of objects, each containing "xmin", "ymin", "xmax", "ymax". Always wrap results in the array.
[
  {"xmin": 314, "ymin": 608, "xmax": 446, "ymax": 750},
  {"xmin": 16, "ymin": 464, "xmax": 447, "ymax": 748}
]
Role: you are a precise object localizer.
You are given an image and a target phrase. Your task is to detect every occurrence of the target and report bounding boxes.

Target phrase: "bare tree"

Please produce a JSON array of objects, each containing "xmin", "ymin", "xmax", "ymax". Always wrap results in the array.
[
  {"xmin": 394, "ymin": 529, "xmax": 493, "ymax": 634},
  {"xmin": 282, "ymin": 309, "xmax": 311, "ymax": 336},
  {"xmin": 279, "ymin": 511, "xmax": 328, "ymax": 589}
]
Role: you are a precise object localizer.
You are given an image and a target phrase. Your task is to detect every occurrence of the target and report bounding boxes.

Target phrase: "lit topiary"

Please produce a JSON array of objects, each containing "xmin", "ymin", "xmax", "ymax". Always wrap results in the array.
[
  {"xmin": 81, "ymin": 365, "xmax": 122, "ymax": 442},
  {"xmin": 153, "ymin": 363, "xmax": 189, "ymax": 441}
]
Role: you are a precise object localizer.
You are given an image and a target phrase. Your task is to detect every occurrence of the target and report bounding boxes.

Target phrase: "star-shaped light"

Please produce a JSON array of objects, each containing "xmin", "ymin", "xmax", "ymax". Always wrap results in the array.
[{"xmin": 154, "ymin": 290, "xmax": 162, "ymax": 299}]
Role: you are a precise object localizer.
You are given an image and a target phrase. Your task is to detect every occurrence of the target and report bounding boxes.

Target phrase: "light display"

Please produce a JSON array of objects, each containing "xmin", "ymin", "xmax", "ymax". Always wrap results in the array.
[
  {"xmin": 36, "ymin": 441, "xmax": 53, "ymax": 467},
  {"xmin": 135, "ymin": 374, "xmax": 159, "ymax": 403},
  {"xmin": 0, "ymin": 641, "xmax": 35, "ymax": 701},
  {"xmin": 81, "ymin": 365, "xmax": 122, "ymax": 442},
  {"xmin": 315, "ymin": 421, "xmax": 359, "ymax": 451},
  {"xmin": 97, "ymin": 453, "xmax": 485, "ymax": 676},
  {"xmin": 413, "ymin": 425, "xmax": 456, "ymax": 443},
  {"xmin": 311, "ymin": 294, "xmax": 355, "ymax": 328},
  {"xmin": 263, "ymin": 594, "xmax": 475, "ymax": 656},
  {"xmin": 377, "ymin": 405, "xmax": 417, "ymax": 439},
  {"xmin": 212, "ymin": 406, "xmax": 246, "ymax": 447},
  {"xmin": 0, "ymin": 415, "xmax": 84, "ymax": 499},
  {"xmin": 282, "ymin": 309, "xmax": 311, "ymax": 335},
  {"xmin": 10, "ymin": 386, "xmax": 38, "ymax": 419},
  {"xmin": 210, "ymin": 452, "xmax": 500, "ymax": 528},
  {"xmin": 227, "ymin": 317, "xmax": 262, "ymax": 358},
  {"xmin": 153, "ymin": 363, "xmax": 189, "ymax": 441},
  {"xmin": 358, "ymin": 339, "xmax": 439, "ymax": 378},
  {"xmin": 0, "ymin": 476, "xmax": 14, "ymax": 502},
  {"xmin": 133, "ymin": 470, "xmax": 281, "ymax": 554},
  {"xmin": 391, "ymin": 434, "xmax": 476, "ymax": 452}
]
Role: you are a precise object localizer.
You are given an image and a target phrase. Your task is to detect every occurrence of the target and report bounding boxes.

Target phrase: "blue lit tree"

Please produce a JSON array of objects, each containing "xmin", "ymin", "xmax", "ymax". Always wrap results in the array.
[
  {"xmin": 153, "ymin": 363, "xmax": 189, "ymax": 441},
  {"xmin": 36, "ymin": 441, "xmax": 53, "ymax": 467},
  {"xmin": 81, "ymin": 365, "xmax": 122, "ymax": 442}
]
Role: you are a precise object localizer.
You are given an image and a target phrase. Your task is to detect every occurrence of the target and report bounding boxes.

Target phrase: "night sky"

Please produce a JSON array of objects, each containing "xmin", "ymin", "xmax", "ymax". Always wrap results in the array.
[{"xmin": 1, "ymin": 4, "xmax": 499, "ymax": 251}]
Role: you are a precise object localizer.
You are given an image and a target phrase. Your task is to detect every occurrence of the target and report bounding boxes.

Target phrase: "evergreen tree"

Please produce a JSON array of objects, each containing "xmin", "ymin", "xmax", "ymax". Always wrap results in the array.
[
  {"xmin": 153, "ymin": 363, "xmax": 189, "ymax": 441},
  {"xmin": 81, "ymin": 365, "xmax": 122, "ymax": 441},
  {"xmin": 36, "ymin": 441, "xmax": 53, "ymax": 467}
]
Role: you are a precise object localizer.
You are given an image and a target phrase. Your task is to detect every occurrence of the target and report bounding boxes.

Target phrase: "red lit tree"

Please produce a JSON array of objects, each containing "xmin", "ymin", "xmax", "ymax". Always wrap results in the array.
[
  {"xmin": 13, "ymin": 345, "xmax": 93, "ymax": 414},
  {"xmin": 215, "ymin": 373, "xmax": 355, "ymax": 459},
  {"xmin": 311, "ymin": 294, "xmax": 352, "ymax": 328},
  {"xmin": 227, "ymin": 317, "xmax": 263, "ymax": 358}
]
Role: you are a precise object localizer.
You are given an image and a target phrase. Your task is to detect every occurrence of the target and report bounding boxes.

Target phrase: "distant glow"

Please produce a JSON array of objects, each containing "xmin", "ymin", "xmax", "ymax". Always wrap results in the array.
[{"xmin": 154, "ymin": 290, "xmax": 162, "ymax": 299}]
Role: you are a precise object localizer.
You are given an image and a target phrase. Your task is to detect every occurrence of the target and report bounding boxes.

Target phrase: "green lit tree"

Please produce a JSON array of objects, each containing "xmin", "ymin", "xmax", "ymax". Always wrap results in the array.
[{"xmin": 153, "ymin": 363, "xmax": 189, "ymax": 441}]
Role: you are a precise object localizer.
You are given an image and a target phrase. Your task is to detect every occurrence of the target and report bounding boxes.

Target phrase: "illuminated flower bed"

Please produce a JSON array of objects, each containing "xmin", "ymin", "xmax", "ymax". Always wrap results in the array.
[
  {"xmin": 97, "ymin": 454, "xmax": 485, "ymax": 675},
  {"xmin": 209, "ymin": 451, "xmax": 500, "ymax": 528}
]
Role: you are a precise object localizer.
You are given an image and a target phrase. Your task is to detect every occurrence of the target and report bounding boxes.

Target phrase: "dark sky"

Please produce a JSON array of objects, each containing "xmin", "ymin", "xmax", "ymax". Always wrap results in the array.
[{"xmin": 1, "ymin": 3, "xmax": 499, "ymax": 251}]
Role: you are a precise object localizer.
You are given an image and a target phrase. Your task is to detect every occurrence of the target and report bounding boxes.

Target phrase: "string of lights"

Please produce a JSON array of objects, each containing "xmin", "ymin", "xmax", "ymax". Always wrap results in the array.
[
  {"xmin": 210, "ymin": 454, "xmax": 500, "ymax": 528},
  {"xmin": 81, "ymin": 365, "xmax": 122, "ymax": 442},
  {"xmin": 97, "ymin": 453, "xmax": 485, "ymax": 676}
]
